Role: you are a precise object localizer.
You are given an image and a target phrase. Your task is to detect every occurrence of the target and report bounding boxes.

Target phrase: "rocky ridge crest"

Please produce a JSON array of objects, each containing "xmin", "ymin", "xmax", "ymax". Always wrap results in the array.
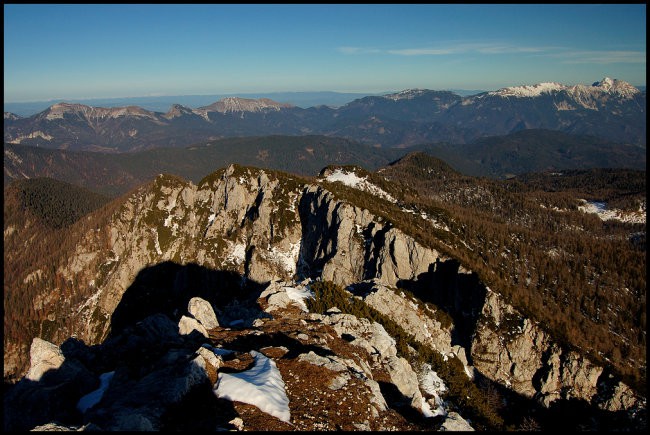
[{"xmin": 4, "ymin": 164, "xmax": 645, "ymax": 430}]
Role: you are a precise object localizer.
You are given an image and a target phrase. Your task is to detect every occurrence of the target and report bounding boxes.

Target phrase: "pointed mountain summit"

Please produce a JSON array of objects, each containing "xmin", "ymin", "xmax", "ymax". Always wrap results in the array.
[
  {"xmin": 589, "ymin": 77, "xmax": 640, "ymax": 97},
  {"xmin": 163, "ymin": 103, "xmax": 199, "ymax": 119}
]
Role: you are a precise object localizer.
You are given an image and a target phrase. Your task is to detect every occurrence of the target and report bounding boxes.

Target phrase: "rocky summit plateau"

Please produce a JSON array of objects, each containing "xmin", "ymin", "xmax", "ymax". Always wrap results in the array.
[{"xmin": 3, "ymin": 159, "xmax": 646, "ymax": 431}]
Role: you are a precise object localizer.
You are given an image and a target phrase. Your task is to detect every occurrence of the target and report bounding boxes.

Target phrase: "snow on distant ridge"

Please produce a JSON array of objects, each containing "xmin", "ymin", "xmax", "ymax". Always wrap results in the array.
[
  {"xmin": 383, "ymin": 89, "xmax": 428, "ymax": 101},
  {"xmin": 323, "ymin": 168, "xmax": 397, "ymax": 203},
  {"xmin": 488, "ymin": 77, "xmax": 640, "ymax": 99},
  {"xmin": 489, "ymin": 82, "xmax": 565, "ymax": 98}
]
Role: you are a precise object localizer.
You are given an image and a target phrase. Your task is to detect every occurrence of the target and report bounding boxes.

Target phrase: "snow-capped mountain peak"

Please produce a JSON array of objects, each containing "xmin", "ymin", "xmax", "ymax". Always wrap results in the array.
[
  {"xmin": 487, "ymin": 78, "xmax": 640, "ymax": 100},
  {"xmin": 488, "ymin": 82, "xmax": 567, "ymax": 98},
  {"xmin": 589, "ymin": 77, "xmax": 640, "ymax": 97}
]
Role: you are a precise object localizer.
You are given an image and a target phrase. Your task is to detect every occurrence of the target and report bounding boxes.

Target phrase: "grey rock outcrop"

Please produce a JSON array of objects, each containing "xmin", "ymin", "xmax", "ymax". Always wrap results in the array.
[
  {"xmin": 5, "ymin": 339, "xmax": 97, "ymax": 432},
  {"xmin": 82, "ymin": 347, "xmax": 211, "ymax": 430},
  {"xmin": 298, "ymin": 185, "xmax": 443, "ymax": 288},
  {"xmin": 440, "ymin": 411, "xmax": 474, "ymax": 431},
  {"xmin": 317, "ymin": 312, "xmax": 397, "ymax": 361},
  {"xmin": 25, "ymin": 338, "xmax": 66, "ymax": 382},
  {"xmin": 178, "ymin": 315, "xmax": 208, "ymax": 338},
  {"xmin": 187, "ymin": 297, "xmax": 219, "ymax": 329},
  {"xmin": 384, "ymin": 354, "xmax": 427, "ymax": 412},
  {"xmin": 471, "ymin": 289, "xmax": 640, "ymax": 411},
  {"xmin": 360, "ymin": 282, "xmax": 454, "ymax": 356},
  {"xmin": 310, "ymin": 311, "xmax": 432, "ymax": 417}
]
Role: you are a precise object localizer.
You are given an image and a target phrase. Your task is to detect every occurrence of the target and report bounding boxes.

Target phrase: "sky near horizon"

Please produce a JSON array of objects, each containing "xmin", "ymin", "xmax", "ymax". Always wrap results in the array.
[{"xmin": 4, "ymin": 4, "xmax": 646, "ymax": 102}]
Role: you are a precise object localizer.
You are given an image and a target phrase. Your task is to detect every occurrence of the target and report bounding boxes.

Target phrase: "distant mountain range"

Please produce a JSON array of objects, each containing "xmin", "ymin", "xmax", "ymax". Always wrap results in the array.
[
  {"xmin": 4, "ymin": 78, "xmax": 645, "ymax": 151},
  {"xmin": 4, "ymin": 90, "xmax": 491, "ymax": 116}
]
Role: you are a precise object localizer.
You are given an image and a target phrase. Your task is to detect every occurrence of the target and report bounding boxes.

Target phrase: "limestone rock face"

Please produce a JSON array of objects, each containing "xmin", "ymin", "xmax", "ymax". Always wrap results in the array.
[
  {"xmin": 298, "ymin": 185, "xmax": 443, "ymax": 289},
  {"xmin": 472, "ymin": 289, "xmax": 618, "ymax": 409},
  {"xmin": 374, "ymin": 228, "xmax": 440, "ymax": 286},
  {"xmin": 598, "ymin": 381, "xmax": 644, "ymax": 412},
  {"xmin": 25, "ymin": 338, "xmax": 66, "ymax": 382},
  {"xmin": 187, "ymin": 297, "xmax": 219, "ymax": 329},
  {"xmin": 360, "ymin": 282, "xmax": 454, "ymax": 356},
  {"xmin": 311, "ymin": 311, "xmax": 432, "ymax": 417},
  {"xmin": 384, "ymin": 355, "xmax": 426, "ymax": 411}
]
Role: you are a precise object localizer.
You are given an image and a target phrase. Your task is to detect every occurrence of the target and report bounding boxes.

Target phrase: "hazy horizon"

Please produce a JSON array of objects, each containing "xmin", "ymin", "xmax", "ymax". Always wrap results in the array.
[
  {"xmin": 4, "ymin": 88, "xmax": 496, "ymax": 117},
  {"xmin": 4, "ymin": 4, "xmax": 646, "ymax": 103}
]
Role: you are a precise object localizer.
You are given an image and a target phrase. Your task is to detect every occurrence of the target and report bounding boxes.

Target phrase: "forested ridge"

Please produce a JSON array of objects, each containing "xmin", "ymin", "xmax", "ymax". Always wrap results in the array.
[
  {"xmin": 376, "ymin": 153, "xmax": 646, "ymax": 392},
  {"xmin": 3, "ymin": 178, "xmax": 126, "ymax": 380}
]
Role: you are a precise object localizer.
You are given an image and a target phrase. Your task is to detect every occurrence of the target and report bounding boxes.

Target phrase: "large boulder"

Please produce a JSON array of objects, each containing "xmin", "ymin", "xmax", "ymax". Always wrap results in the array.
[
  {"xmin": 25, "ymin": 338, "xmax": 65, "ymax": 382},
  {"xmin": 440, "ymin": 411, "xmax": 474, "ymax": 431},
  {"xmin": 178, "ymin": 315, "xmax": 208, "ymax": 338},
  {"xmin": 5, "ymin": 340, "xmax": 97, "ymax": 432},
  {"xmin": 187, "ymin": 297, "xmax": 219, "ymax": 329}
]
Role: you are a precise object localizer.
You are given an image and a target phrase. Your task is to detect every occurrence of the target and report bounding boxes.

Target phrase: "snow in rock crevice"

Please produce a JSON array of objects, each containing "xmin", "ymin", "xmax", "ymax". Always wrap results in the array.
[
  {"xmin": 419, "ymin": 363, "xmax": 447, "ymax": 418},
  {"xmin": 225, "ymin": 241, "xmax": 247, "ymax": 265},
  {"xmin": 77, "ymin": 371, "xmax": 115, "ymax": 413}
]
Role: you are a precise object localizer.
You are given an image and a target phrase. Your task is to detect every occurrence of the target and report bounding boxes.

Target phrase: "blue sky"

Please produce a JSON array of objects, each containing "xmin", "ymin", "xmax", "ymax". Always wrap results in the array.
[{"xmin": 4, "ymin": 4, "xmax": 646, "ymax": 102}]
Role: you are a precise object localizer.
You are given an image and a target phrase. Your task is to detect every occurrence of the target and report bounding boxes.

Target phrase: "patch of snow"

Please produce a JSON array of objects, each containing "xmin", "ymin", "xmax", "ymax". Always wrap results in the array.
[
  {"xmin": 75, "ymin": 286, "xmax": 103, "ymax": 314},
  {"xmin": 324, "ymin": 169, "xmax": 397, "ymax": 203},
  {"xmin": 152, "ymin": 229, "xmax": 162, "ymax": 255},
  {"xmin": 4, "ymin": 149, "xmax": 23, "ymax": 165},
  {"xmin": 419, "ymin": 363, "xmax": 447, "ymax": 417},
  {"xmin": 420, "ymin": 397, "xmax": 437, "ymax": 418},
  {"xmin": 402, "ymin": 207, "xmax": 450, "ymax": 232},
  {"xmin": 23, "ymin": 269, "xmax": 43, "ymax": 284},
  {"xmin": 270, "ymin": 241, "xmax": 301, "ymax": 275},
  {"xmin": 287, "ymin": 193, "xmax": 297, "ymax": 213},
  {"xmin": 77, "ymin": 371, "xmax": 114, "ymax": 413},
  {"xmin": 214, "ymin": 350, "xmax": 291, "ymax": 423},
  {"xmin": 202, "ymin": 344, "xmax": 235, "ymax": 357},
  {"xmin": 578, "ymin": 199, "xmax": 646, "ymax": 224},
  {"xmin": 226, "ymin": 242, "xmax": 247, "ymax": 265},
  {"xmin": 284, "ymin": 284, "xmax": 314, "ymax": 312}
]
